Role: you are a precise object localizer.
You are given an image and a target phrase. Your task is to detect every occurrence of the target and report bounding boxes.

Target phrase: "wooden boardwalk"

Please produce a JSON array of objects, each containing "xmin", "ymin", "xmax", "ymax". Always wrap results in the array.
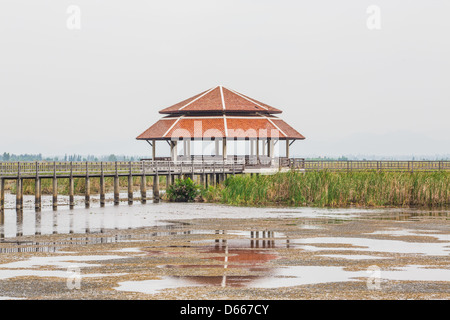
[
  {"xmin": 0, "ymin": 160, "xmax": 245, "ymax": 213},
  {"xmin": 0, "ymin": 159, "xmax": 448, "ymax": 214}
]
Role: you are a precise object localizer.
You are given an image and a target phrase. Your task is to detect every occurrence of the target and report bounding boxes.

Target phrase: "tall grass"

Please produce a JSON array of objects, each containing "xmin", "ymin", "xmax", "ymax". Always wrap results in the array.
[{"xmin": 204, "ymin": 171, "xmax": 450, "ymax": 208}]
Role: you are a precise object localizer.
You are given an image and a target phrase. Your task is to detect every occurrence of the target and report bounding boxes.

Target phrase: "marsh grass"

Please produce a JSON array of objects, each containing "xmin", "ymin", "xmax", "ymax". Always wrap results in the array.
[{"xmin": 204, "ymin": 171, "xmax": 449, "ymax": 208}]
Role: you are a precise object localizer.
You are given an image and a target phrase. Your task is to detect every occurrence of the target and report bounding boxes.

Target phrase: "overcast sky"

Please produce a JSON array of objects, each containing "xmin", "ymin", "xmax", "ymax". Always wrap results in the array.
[{"xmin": 0, "ymin": 1, "xmax": 449, "ymax": 158}]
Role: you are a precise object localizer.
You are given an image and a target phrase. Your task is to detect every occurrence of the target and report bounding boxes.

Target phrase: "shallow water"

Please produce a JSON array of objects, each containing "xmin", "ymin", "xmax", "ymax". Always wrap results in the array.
[
  {"xmin": 0, "ymin": 198, "xmax": 449, "ymax": 298},
  {"xmin": 1, "ymin": 196, "xmax": 448, "ymax": 239}
]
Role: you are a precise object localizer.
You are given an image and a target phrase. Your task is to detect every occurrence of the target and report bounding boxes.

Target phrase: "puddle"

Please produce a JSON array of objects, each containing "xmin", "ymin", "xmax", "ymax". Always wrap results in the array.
[
  {"xmin": 318, "ymin": 254, "xmax": 388, "ymax": 260},
  {"xmin": 115, "ymin": 263, "xmax": 450, "ymax": 294},
  {"xmin": 364, "ymin": 228, "xmax": 449, "ymax": 242},
  {"xmin": 115, "ymin": 277, "xmax": 203, "ymax": 295},
  {"xmin": 293, "ymin": 237, "xmax": 450, "ymax": 256},
  {"xmin": 0, "ymin": 255, "xmax": 128, "ymax": 280}
]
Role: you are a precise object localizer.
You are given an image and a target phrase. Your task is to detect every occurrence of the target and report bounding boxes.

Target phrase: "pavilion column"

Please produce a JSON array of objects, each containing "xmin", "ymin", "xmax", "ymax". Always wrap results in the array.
[
  {"xmin": 268, "ymin": 138, "xmax": 274, "ymax": 164},
  {"xmin": 222, "ymin": 138, "xmax": 227, "ymax": 161},
  {"xmin": 183, "ymin": 139, "xmax": 189, "ymax": 158},
  {"xmin": 256, "ymin": 139, "xmax": 260, "ymax": 163},
  {"xmin": 286, "ymin": 139, "xmax": 290, "ymax": 159},
  {"xmin": 171, "ymin": 140, "xmax": 178, "ymax": 162},
  {"xmin": 152, "ymin": 140, "xmax": 156, "ymax": 160},
  {"xmin": 187, "ymin": 139, "xmax": 191, "ymax": 158},
  {"xmin": 215, "ymin": 139, "xmax": 220, "ymax": 158}
]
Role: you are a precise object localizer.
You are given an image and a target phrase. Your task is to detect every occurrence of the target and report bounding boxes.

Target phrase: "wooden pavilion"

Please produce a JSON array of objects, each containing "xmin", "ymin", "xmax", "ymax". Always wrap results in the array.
[{"xmin": 136, "ymin": 86, "xmax": 305, "ymax": 163}]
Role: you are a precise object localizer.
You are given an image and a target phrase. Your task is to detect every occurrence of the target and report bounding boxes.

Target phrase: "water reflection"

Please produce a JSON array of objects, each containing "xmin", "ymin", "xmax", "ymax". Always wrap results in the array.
[
  {"xmin": 0, "ymin": 223, "xmax": 216, "ymax": 254},
  {"xmin": 155, "ymin": 230, "xmax": 283, "ymax": 288}
]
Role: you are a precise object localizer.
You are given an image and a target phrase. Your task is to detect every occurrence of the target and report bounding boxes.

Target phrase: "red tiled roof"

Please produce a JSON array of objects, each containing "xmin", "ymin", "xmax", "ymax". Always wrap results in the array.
[
  {"xmin": 159, "ymin": 86, "xmax": 282, "ymax": 114},
  {"xmin": 137, "ymin": 86, "xmax": 305, "ymax": 141},
  {"xmin": 137, "ymin": 115, "xmax": 305, "ymax": 140}
]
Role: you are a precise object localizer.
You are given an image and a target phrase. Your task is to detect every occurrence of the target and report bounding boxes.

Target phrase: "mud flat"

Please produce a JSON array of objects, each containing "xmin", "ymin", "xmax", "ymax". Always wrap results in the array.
[{"xmin": 0, "ymin": 204, "xmax": 448, "ymax": 300}]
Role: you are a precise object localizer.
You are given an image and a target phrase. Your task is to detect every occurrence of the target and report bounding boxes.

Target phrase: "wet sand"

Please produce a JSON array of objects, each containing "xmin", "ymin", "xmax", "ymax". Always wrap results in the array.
[{"xmin": 0, "ymin": 205, "xmax": 449, "ymax": 300}]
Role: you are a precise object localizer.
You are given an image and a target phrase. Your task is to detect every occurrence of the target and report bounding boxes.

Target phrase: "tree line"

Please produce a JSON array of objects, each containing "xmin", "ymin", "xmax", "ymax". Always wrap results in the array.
[{"xmin": 0, "ymin": 153, "xmax": 144, "ymax": 162}]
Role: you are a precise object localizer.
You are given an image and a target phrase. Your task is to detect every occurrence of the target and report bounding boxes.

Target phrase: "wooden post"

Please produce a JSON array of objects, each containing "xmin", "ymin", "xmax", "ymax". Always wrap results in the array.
[
  {"xmin": 128, "ymin": 161, "xmax": 133, "ymax": 205},
  {"xmin": 85, "ymin": 162, "xmax": 90, "ymax": 208},
  {"xmin": 114, "ymin": 162, "xmax": 120, "ymax": 205},
  {"xmin": 213, "ymin": 161, "xmax": 216, "ymax": 186},
  {"xmin": 222, "ymin": 159, "xmax": 225, "ymax": 183},
  {"xmin": 153, "ymin": 165, "xmax": 160, "ymax": 203},
  {"xmin": 15, "ymin": 162, "xmax": 23, "ymax": 212},
  {"xmin": 69, "ymin": 162, "xmax": 74, "ymax": 209},
  {"xmin": 0, "ymin": 178, "xmax": 4, "ymax": 226},
  {"xmin": 201, "ymin": 160, "xmax": 205, "ymax": 187},
  {"xmin": 100, "ymin": 162, "xmax": 105, "ymax": 207},
  {"xmin": 167, "ymin": 160, "xmax": 172, "ymax": 186},
  {"xmin": 16, "ymin": 178, "xmax": 23, "ymax": 212},
  {"xmin": 35, "ymin": 177, "xmax": 41, "ymax": 212},
  {"xmin": 0, "ymin": 178, "xmax": 4, "ymax": 214},
  {"xmin": 52, "ymin": 161, "xmax": 57, "ymax": 211},
  {"xmin": 141, "ymin": 161, "xmax": 147, "ymax": 204},
  {"xmin": 35, "ymin": 161, "xmax": 41, "ymax": 212}
]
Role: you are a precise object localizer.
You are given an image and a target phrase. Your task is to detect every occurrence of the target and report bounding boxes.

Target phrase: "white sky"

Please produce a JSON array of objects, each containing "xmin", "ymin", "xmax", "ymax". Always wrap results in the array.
[{"xmin": 0, "ymin": 1, "xmax": 449, "ymax": 158}]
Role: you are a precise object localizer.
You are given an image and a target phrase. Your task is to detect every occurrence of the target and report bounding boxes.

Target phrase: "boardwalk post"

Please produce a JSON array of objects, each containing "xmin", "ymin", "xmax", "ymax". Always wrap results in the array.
[
  {"xmin": 114, "ymin": 162, "xmax": 120, "ymax": 205},
  {"xmin": 0, "ymin": 178, "xmax": 4, "ymax": 215},
  {"xmin": 200, "ymin": 159, "xmax": 205, "ymax": 187},
  {"xmin": 180, "ymin": 161, "xmax": 183, "ymax": 179},
  {"xmin": 35, "ymin": 161, "xmax": 41, "ymax": 212},
  {"xmin": 212, "ymin": 161, "xmax": 216, "ymax": 186},
  {"xmin": 69, "ymin": 162, "xmax": 74, "ymax": 209},
  {"xmin": 100, "ymin": 162, "xmax": 105, "ymax": 207},
  {"xmin": 141, "ymin": 161, "xmax": 147, "ymax": 204},
  {"xmin": 85, "ymin": 162, "xmax": 90, "ymax": 208},
  {"xmin": 16, "ymin": 178, "xmax": 23, "ymax": 212},
  {"xmin": 15, "ymin": 162, "xmax": 23, "ymax": 212},
  {"xmin": 153, "ymin": 163, "xmax": 160, "ymax": 203},
  {"xmin": 128, "ymin": 161, "xmax": 133, "ymax": 205},
  {"xmin": 52, "ymin": 161, "xmax": 57, "ymax": 211},
  {"xmin": 168, "ymin": 160, "xmax": 172, "ymax": 186}
]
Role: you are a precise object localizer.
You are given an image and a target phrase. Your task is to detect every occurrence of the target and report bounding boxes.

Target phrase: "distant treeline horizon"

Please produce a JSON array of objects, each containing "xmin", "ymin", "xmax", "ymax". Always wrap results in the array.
[
  {"xmin": 0, "ymin": 153, "xmax": 143, "ymax": 162},
  {"xmin": 0, "ymin": 152, "xmax": 449, "ymax": 162}
]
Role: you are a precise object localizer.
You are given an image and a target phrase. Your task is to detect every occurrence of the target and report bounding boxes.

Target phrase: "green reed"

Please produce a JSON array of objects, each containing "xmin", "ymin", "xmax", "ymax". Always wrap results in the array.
[{"xmin": 204, "ymin": 171, "xmax": 449, "ymax": 208}]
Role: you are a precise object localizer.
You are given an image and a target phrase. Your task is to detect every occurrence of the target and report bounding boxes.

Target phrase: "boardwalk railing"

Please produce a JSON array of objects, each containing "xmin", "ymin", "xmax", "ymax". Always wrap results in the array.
[
  {"xmin": 0, "ymin": 160, "xmax": 246, "ymax": 179},
  {"xmin": 289, "ymin": 159, "xmax": 450, "ymax": 172},
  {"xmin": 1, "ymin": 159, "xmax": 449, "ymax": 178}
]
